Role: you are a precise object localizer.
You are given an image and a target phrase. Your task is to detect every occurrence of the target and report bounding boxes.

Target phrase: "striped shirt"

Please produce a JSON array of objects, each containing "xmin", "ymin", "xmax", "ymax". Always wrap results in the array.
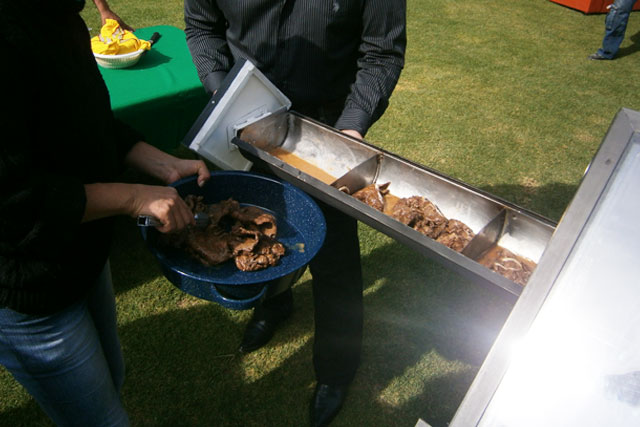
[{"xmin": 184, "ymin": 0, "xmax": 406, "ymax": 135}]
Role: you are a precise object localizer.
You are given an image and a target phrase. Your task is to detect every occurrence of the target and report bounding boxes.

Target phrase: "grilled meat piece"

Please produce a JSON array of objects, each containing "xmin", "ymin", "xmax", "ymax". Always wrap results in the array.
[
  {"xmin": 391, "ymin": 195, "xmax": 448, "ymax": 239},
  {"xmin": 182, "ymin": 226, "xmax": 233, "ymax": 266},
  {"xmin": 436, "ymin": 219, "xmax": 475, "ymax": 252},
  {"xmin": 164, "ymin": 197, "xmax": 285, "ymax": 272},
  {"xmin": 234, "ymin": 237, "xmax": 286, "ymax": 271},
  {"xmin": 231, "ymin": 206, "xmax": 277, "ymax": 238},
  {"xmin": 207, "ymin": 198, "xmax": 240, "ymax": 224},
  {"xmin": 346, "ymin": 180, "xmax": 537, "ymax": 285},
  {"xmin": 352, "ymin": 182, "xmax": 391, "ymax": 212},
  {"xmin": 478, "ymin": 246, "xmax": 536, "ymax": 286}
]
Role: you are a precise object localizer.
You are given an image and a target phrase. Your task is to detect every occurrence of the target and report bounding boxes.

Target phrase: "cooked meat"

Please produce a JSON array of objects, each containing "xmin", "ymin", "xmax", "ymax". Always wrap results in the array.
[
  {"xmin": 477, "ymin": 246, "xmax": 536, "ymax": 286},
  {"xmin": 436, "ymin": 219, "xmax": 475, "ymax": 252},
  {"xmin": 231, "ymin": 206, "xmax": 277, "ymax": 238},
  {"xmin": 228, "ymin": 234, "xmax": 259, "ymax": 255},
  {"xmin": 391, "ymin": 195, "xmax": 448, "ymax": 239},
  {"xmin": 230, "ymin": 222, "xmax": 261, "ymax": 240},
  {"xmin": 207, "ymin": 198, "xmax": 240, "ymax": 224},
  {"xmin": 350, "ymin": 184, "xmax": 469, "ymax": 245},
  {"xmin": 382, "ymin": 193, "xmax": 401, "ymax": 215},
  {"xmin": 234, "ymin": 237, "xmax": 286, "ymax": 271},
  {"xmin": 162, "ymin": 197, "xmax": 285, "ymax": 272},
  {"xmin": 347, "ymin": 179, "xmax": 538, "ymax": 285},
  {"xmin": 352, "ymin": 182, "xmax": 390, "ymax": 212},
  {"xmin": 185, "ymin": 228, "xmax": 234, "ymax": 266}
]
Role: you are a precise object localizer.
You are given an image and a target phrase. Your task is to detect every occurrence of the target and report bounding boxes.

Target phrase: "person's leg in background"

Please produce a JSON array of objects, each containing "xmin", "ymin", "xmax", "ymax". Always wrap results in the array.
[
  {"xmin": 590, "ymin": 0, "xmax": 638, "ymax": 59},
  {"xmin": 0, "ymin": 262, "xmax": 129, "ymax": 427}
]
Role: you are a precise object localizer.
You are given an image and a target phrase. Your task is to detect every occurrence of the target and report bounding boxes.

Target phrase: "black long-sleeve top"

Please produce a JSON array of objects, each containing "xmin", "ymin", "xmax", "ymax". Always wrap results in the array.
[
  {"xmin": 0, "ymin": 1, "xmax": 142, "ymax": 314},
  {"xmin": 184, "ymin": 0, "xmax": 406, "ymax": 136}
]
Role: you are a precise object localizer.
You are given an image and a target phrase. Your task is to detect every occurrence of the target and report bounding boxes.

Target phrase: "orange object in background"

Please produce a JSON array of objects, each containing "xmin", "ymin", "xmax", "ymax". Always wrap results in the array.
[{"xmin": 550, "ymin": 0, "xmax": 640, "ymax": 13}]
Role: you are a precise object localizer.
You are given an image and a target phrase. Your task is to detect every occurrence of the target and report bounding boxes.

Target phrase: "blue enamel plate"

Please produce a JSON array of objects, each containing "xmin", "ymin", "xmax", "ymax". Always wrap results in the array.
[{"xmin": 141, "ymin": 171, "xmax": 326, "ymax": 310}]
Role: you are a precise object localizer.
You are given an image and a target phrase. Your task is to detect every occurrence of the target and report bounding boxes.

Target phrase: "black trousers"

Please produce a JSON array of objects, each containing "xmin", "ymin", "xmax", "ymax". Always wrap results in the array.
[
  {"xmin": 309, "ymin": 200, "xmax": 363, "ymax": 386},
  {"xmin": 259, "ymin": 196, "xmax": 363, "ymax": 386},
  {"xmin": 253, "ymin": 98, "xmax": 364, "ymax": 385}
]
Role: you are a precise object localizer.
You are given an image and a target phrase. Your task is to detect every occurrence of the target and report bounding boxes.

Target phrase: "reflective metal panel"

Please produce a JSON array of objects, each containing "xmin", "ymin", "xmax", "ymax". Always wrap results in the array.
[{"xmin": 450, "ymin": 108, "xmax": 640, "ymax": 427}]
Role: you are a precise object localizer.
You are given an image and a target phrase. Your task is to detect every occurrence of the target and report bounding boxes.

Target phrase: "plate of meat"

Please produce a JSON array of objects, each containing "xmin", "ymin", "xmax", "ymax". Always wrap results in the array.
[{"xmin": 141, "ymin": 171, "xmax": 326, "ymax": 310}]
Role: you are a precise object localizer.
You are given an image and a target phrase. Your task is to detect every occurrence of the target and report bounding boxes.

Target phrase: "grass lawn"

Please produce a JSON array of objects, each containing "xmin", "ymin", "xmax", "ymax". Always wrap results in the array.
[{"xmin": 2, "ymin": 0, "xmax": 639, "ymax": 426}]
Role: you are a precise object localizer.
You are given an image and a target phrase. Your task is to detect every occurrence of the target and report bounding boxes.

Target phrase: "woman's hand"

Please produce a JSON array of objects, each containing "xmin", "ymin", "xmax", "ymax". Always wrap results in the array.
[
  {"xmin": 128, "ymin": 184, "xmax": 195, "ymax": 233},
  {"xmin": 82, "ymin": 142, "xmax": 213, "ymax": 233},
  {"xmin": 124, "ymin": 142, "xmax": 211, "ymax": 187},
  {"xmin": 83, "ymin": 183, "xmax": 195, "ymax": 233},
  {"xmin": 160, "ymin": 157, "xmax": 211, "ymax": 187}
]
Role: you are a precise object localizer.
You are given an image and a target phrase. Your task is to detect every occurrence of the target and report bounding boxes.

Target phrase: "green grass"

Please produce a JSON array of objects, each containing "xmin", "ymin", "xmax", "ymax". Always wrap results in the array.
[{"xmin": 2, "ymin": 1, "xmax": 640, "ymax": 426}]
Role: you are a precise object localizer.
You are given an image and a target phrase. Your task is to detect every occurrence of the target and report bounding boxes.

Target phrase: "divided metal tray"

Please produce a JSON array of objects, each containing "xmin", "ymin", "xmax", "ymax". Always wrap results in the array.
[{"xmin": 233, "ymin": 111, "xmax": 557, "ymax": 297}]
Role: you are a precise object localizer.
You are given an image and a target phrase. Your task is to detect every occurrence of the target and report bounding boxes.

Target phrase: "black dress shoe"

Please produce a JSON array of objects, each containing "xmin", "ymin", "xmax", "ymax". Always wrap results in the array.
[
  {"xmin": 310, "ymin": 383, "xmax": 348, "ymax": 427},
  {"xmin": 238, "ymin": 306, "xmax": 292, "ymax": 353}
]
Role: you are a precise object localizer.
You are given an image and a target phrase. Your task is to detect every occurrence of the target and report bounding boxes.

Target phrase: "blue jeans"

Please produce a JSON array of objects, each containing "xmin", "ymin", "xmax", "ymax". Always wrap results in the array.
[
  {"xmin": 597, "ymin": 0, "xmax": 638, "ymax": 58},
  {"xmin": 0, "ymin": 261, "xmax": 129, "ymax": 427}
]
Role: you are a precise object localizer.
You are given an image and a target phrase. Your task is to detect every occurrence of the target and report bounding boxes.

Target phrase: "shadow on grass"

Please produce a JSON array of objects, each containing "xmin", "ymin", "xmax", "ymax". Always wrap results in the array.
[
  {"xmin": 109, "ymin": 236, "xmax": 515, "ymax": 426},
  {"xmin": 479, "ymin": 182, "xmax": 578, "ymax": 222},
  {"xmin": 116, "ymin": 290, "xmax": 316, "ymax": 426},
  {"xmin": 0, "ymin": 401, "xmax": 52, "ymax": 427},
  {"xmin": 102, "ymin": 178, "xmax": 580, "ymax": 425},
  {"xmin": 109, "ymin": 215, "xmax": 165, "ymax": 295},
  {"xmin": 108, "ymin": 197, "xmax": 521, "ymax": 425},
  {"xmin": 617, "ymin": 30, "xmax": 640, "ymax": 59},
  {"xmin": 1, "ymin": 210, "xmax": 521, "ymax": 426},
  {"xmin": 351, "ymin": 237, "xmax": 516, "ymax": 426}
]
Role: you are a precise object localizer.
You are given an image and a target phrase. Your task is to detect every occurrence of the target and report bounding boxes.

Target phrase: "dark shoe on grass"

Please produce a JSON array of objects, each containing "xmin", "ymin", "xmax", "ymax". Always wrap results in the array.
[
  {"xmin": 310, "ymin": 383, "xmax": 349, "ymax": 427},
  {"xmin": 238, "ymin": 304, "xmax": 292, "ymax": 353},
  {"xmin": 588, "ymin": 53, "xmax": 611, "ymax": 60}
]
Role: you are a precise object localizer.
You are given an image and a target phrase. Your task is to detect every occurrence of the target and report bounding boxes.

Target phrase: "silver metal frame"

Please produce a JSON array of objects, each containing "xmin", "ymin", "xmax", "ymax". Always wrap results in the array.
[
  {"xmin": 449, "ymin": 107, "xmax": 640, "ymax": 426},
  {"xmin": 234, "ymin": 112, "xmax": 556, "ymax": 297}
]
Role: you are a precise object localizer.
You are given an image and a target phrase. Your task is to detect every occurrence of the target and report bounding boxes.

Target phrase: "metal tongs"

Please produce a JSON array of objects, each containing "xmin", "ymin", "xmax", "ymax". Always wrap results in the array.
[
  {"xmin": 137, "ymin": 212, "xmax": 210, "ymax": 228},
  {"xmin": 140, "ymin": 32, "xmax": 161, "ymax": 60}
]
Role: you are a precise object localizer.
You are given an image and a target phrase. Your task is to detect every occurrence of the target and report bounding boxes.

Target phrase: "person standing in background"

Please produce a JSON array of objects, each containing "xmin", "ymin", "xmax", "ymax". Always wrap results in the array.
[
  {"xmin": 184, "ymin": 1, "xmax": 406, "ymax": 425},
  {"xmin": 589, "ymin": 0, "xmax": 639, "ymax": 60},
  {"xmin": 0, "ymin": 1, "xmax": 210, "ymax": 425}
]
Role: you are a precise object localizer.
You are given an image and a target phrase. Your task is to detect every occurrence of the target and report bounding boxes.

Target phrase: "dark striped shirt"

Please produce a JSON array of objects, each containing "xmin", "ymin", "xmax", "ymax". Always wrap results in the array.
[{"xmin": 184, "ymin": 0, "xmax": 406, "ymax": 135}]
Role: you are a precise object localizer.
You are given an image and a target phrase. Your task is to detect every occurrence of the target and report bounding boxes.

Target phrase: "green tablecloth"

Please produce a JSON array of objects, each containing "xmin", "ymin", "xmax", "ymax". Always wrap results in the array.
[{"xmin": 98, "ymin": 25, "xmax": 209, "ymax": 151}]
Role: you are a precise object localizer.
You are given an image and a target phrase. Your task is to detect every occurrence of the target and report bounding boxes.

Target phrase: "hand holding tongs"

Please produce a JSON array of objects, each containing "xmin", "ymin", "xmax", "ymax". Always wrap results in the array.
[{"xmin": 137, "ymin": 212, "xmax": 210, "ymax": 228}]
